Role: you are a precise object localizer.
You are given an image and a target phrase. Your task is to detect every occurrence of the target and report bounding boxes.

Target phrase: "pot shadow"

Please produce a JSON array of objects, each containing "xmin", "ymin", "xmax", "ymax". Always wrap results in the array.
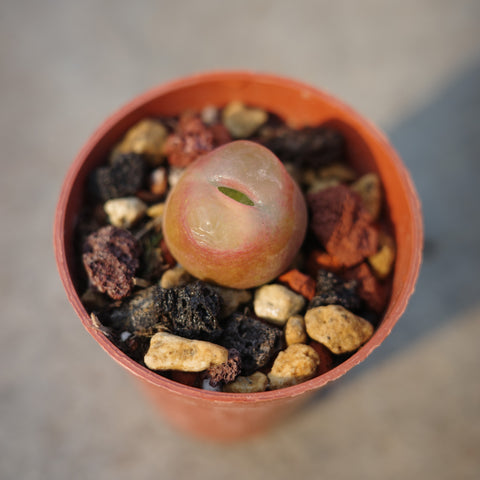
[{"xmin": 303, "ymin": 55, "xmax": 480, "ymax": 406}]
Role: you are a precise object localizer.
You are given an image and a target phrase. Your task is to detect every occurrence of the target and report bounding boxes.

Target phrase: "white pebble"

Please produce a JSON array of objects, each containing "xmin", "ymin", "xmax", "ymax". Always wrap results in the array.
[
  {"xmin": 104, "ymin": 197, "xmax": 147, "ymax": 228},
  {"xmin": 254, "ymin": 284, "xmax": 305, "ymax": 326}
]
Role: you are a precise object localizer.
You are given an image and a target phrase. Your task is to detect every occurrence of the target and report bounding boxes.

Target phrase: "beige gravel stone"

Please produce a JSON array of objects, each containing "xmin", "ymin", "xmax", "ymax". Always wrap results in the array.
[
  {"xmin": 144, "ymin": 332, "xmax": 229, "ymax": 372},
  {"xmin": 368, "ymin": 231, "xmax": 396, "ymax": 279},
  {"xmin": 351, "ymin": 172, "xmax": 382, "ymax": 220},
  {"xmin": 317, "ymin": 163, "xmax": 358, "ymax": 182},
  {"xmin": 305, "ymin": 305, "xmax": 374, "ymax": 354},
  {"xmin": 307, "ymin": 177, "xmax": 341, "ymax": 194},
  {"xmin": 268, "ymin": 344, "xmax": 320, "ymax": 390},
  {"xmin": 212, "ymin": 286, "xmax": 252, "ymax": 318},
  {"xmin": 146, "ymin": 202, "xmax": 165, "ymax": 218},
  {"xmin": 222, "ymin": 101, "xmax": 268, "ymax": 138},
  {"xmin": 168, "ymin": 166, "xmax": 185, "ymax": 189},
  {"xmin": 223, "ymin": 372, "xmax": 268, "ymax": 393},
  {"xmin": 284, "ymin": 314, "xmax": 308, "ymax": 346},
  {"xmin": 104, "ymin": 196, "xmax": 147, "ymax": 228},
  {"xmin": 114, "ymin": 118, "xmax": 168, "ymax": 165},
  {"xmin": 160, "ymin": 266, "xmax": 191, "ymax": 289},
  {"xmin": 254, "ymin": 284, "xmax": 305, "ymax": 326},
  {"xmin": 150, "ymin": 167, "xmax": 168, "ymax": 196}
]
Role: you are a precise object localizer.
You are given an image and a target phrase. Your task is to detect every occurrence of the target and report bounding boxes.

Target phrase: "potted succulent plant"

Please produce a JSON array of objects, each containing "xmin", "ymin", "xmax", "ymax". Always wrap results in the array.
[{"xmin": 54, "ymin": 71, "xmax": 423, "ymax": 441}]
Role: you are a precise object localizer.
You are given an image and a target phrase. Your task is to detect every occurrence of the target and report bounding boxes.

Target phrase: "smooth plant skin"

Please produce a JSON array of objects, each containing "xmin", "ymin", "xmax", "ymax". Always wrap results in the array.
[{"xmin": 163, "ymin": 140, "xmax": 308, "ymax": 289}]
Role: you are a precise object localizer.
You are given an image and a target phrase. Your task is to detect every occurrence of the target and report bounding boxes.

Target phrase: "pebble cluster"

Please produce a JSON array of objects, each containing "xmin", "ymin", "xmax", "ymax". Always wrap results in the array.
[{"xmin": 77, "ymin": 101, "xmax": 396, "ymax": 392}]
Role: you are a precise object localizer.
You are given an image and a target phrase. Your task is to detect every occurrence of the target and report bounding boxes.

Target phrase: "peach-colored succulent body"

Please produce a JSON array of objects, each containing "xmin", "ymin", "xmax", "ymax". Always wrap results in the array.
[{"xmin": 163, "ymin": 140, "xmax": 308, "ymax": 289}]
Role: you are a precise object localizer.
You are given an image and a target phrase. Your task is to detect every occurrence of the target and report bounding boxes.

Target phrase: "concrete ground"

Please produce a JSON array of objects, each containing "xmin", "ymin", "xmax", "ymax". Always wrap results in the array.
[{"xmin": 1, "ymin": 1, "xmax": 480, "ymax": 479}]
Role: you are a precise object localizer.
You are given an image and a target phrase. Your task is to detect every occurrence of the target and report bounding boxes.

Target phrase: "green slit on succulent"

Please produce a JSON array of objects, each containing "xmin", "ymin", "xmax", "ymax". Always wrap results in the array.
[{"xmin": 218, "ymin": 186, "xmax": 254, "ymax": 206}]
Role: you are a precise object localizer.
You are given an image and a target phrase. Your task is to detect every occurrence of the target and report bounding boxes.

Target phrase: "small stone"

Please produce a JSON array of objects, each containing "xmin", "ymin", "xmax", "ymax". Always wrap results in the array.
[
  {"xmin": 104, "ymin": 197, "xmax": 147, "ymax": 228},
  {"xmin": 114, "ymin": 119, "xmax": 168, "ymax": 166},
  {"xmin": 368, "ymin": 232, "xmax": 396, "ymax": 279},
  {"xmin": 317, "ymin": 163, "xmax": 358, "ymax": 182},
  {"xmin": 82, "ymin": 225, "xmax": 140, "ymax": 300},
  {"xmin": 344, "ymin": 262, "xmax": 389, "ymax": 314},
  {"xmin": 144, "ymin": 332, "xmax": 229, "ymax": 372},
  {"xmin": 168, "ymin": 166, "xmax": 185, "ymax": 189},
  {"xmin": 268, "ymin": 344, "xmax": 320, "ymax": 390},
  {"xmin": 163, "ymin": 112, "xmax": 214, "ymax": 167},
  {"xmin": 307, "ymin": 178, "xmax": 341, "ymax": 194},
  {"xmin": 211, "ymin": 286, "xmax": 252, "ymax": 318},
  {"xmin": 309, "ymin": 269, "xmax": 361, "ymax": 312},
  {"xmin": 158, "ymin": 280, "xmax": 223, "ymax": 342},
  {"xmin": 201, "ymin": 105, "xmax": 219, "ymax": 125},
  {"xmin": 90, "ymin": 152, "xmax": 147, "ymax": 201},
  {"xmin": 351, "ymin": 173, "xmax": 382, "ymax": 221},
  {"xmin": 305, "ymin": 305, "xmax": 374, "ymax": 354},
  {"xmin": 146, "ymin": 202, "xmax": 165, "ymax": 218},
  {"xmin": 258, "ymin": 125, "xmax": 346, "ymax": 168},
  {"xmin": 149, "ymin": 167, "xmax": 168, "ymax": 196},
  {"xmin": 254, "ymin": 284, "xmax": 305, "ymax": 326},
  {"xmin": 284, "ymin": 314, "xmax": 308, "ymax": 346},
  {"xmin": 309, "ymin": 341, "xmax": 334, "ymax": 375},
  {"xmin": 219, "ymin": 313, "xmax": 284, "ymax": 375},
  {"xmin": 223, "ymin": 371, "xmax": 268, "ymax": 393},
  {"xmin": 307, "ymin": 185, "xmax": 379, "ymax": 267},
  {"xmin": 160, "ymin": 265, "xmax": 191, "ymax": 289},
  {"xmin": 222, "ymin": 101, "xmax": 268, "ymax": 138},
  {"xmin": 103, "ymin": 284, "xmax": 164, "ymax": 333},
  {"xmin": 206, "ymin": 349, "xmax": 242, "ymax": 387},
  {"xmin": 277, "ymin": 269, "xmax": 316, "ymax": 301},
  {"xmin": 307, "ymin": 249, "xmax": 344, "ymax": 275},
  {"xmin": 303, "ymin": 163, "xmax": 356, "ymax": 194}
]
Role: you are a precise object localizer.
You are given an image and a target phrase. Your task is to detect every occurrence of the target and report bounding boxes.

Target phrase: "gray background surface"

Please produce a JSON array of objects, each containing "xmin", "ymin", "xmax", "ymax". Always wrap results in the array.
[{"xmin": 1, "ymin": 1, "xmax": 480, "ymax": 479}]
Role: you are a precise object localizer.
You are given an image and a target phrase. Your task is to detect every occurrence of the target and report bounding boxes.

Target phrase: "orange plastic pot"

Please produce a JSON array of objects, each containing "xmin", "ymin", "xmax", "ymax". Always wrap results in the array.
[{"xmin": 54, "ymin": 71, "xmax": 423, "ymax": 441}]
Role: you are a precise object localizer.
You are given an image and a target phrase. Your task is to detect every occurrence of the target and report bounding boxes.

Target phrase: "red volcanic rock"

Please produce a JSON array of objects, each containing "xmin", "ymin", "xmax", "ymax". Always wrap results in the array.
[
  {"xmin": 163, "ymin": 112, "xmax": 214, "ymax": 167},
  {"xmin": 344, "ymin": 262, "xmax": 389, "ymax": 314},
  {"xmin": 308, "ymin": 341, "xmax": 333, "ymax": 376},
  {"xmin": 307, "ymin": 185, "xmax": 378, "ymax": 268},
  {"xmin": 278, "ymin": 269, "xmax": 316, "ymax": 300}
]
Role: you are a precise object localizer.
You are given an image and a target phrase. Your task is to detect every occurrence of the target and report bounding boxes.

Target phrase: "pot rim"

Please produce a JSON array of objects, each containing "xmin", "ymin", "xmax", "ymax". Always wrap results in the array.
[{"xmin": 54, "ymin": 70, "xmax": 423, "ymax": 404}]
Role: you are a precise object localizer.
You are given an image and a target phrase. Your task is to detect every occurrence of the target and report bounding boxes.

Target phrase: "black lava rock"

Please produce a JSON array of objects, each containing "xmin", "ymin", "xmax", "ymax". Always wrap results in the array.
[
  {"xmin": 90, "ymin": 152, "xmax": 147, "ymax": 201},
  {"xmin": 102, "ymin": 280, "xmax": 224, "ymax": 342},
  {"xmin": 157, "ymin": 281, "xmax": 223, "ymax": 342},
  {"xmin": 309, "ymin": 269, "xmax": 361, "ymax": 312},
  {"xmin": 103, "ymin": 284, "xmax": 164, "ymax": 333},
  {"xmin": 219, "ymin": 314, "xmax": 284, "ymax": 375},
  {"xmin": 257, "ymin": 125, "xmax": 346, "ymax": 168}
]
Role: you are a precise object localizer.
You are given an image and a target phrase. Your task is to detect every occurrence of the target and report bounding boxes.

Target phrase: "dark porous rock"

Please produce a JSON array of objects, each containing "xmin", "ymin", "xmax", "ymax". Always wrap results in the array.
[
  {"xmin": 206, "ymin": 349, "xmax": 242, "ymax": 387},
  {"xmin": 82, "ymin": 225, "xmax": 140, "ymax": 300},
  {"xmin": 219, "ymin": 314, "xmax": 285, "ymax": 375},
  {"xmin": 257, "ymin": 125, "xmax": 346, "ymax": 168},
  {"xmin": 103, "ymin": 284, "xmax": 165, "ymax": 333},
  {"xmin": 90, "ymin": 152, "xmax": 147, "ymax": 201},
  {"xmin": 309, "ymin": 269, "xmax": 361, "ymax": 313},
  {"xmin": 157, "ymin": 281, "xmax": 223, "ymax": 342}
]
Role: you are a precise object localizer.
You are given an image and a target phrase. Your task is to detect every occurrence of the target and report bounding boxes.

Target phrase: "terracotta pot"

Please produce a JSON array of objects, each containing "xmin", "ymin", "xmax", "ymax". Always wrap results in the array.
[{"xmin": 54, "ymin": 71, "xmax": 423, "ymax": 441}]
